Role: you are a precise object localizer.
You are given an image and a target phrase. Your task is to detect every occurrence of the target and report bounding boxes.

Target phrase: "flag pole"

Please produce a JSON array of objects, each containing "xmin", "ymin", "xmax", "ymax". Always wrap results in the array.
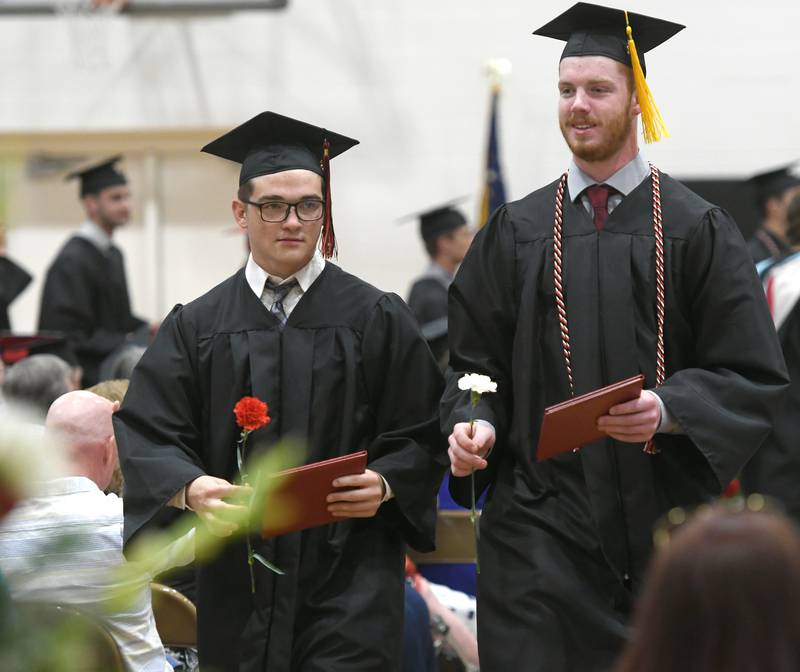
[{"xmin": 479, "ymin": 58, "xmax": 512, "ymax": 228}]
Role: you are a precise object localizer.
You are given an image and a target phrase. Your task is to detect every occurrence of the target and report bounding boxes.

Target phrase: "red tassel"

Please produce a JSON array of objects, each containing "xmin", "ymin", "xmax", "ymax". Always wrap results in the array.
[{"xmin": 320, "ymin": 139, "xmax": 337, "ymax": 259}]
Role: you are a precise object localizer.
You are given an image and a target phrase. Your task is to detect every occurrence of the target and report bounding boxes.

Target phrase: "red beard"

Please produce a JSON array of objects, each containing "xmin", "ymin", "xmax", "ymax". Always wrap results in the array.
[{"xmin": 560, "ymin": 108, "xmax": 634, "ymax": 162}]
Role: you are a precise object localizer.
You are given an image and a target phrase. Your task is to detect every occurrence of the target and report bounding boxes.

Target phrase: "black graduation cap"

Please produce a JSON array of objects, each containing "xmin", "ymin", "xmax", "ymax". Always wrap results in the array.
[
  {"xmin": 748, "ymin": 163, "xmax": 800, "ymax": 206},
  {"xmin": 201, "ymin": 112, "xmax": 359, "ymax": 258},
  {"xmin": 398, "ymin": 197, "xmax": 470, "ymax": 243},
  {"xmin": 533, "ymin": 2, "xmax": 685, "ymax": 75},
  {"xmin": 66, "ymin": 155, "xmax": 127, "ymax": 198},
  {"xmin": 201, "ymin": 111, "xmax": 359, "ymax": 185}
]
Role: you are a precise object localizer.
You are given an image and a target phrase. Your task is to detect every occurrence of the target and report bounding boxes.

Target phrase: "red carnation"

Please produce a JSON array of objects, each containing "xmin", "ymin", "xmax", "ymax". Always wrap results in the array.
[
  {"xmin": 234, "ymin": 396, "xmax": 270, "ymax": 433},
  {"xmin": 722, "ymin": 479, "xmax": 741, "ymax": 499}
]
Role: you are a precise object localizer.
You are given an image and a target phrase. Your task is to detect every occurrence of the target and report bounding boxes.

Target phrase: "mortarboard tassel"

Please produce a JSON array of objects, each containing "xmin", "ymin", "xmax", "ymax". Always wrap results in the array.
[
  {"xmin": 320, "ymin": 139, "xmax": 337, "ymax": 259},
  {"xmin": 625, "ymin": 10, "xmax": 669, "ymax": 144}
]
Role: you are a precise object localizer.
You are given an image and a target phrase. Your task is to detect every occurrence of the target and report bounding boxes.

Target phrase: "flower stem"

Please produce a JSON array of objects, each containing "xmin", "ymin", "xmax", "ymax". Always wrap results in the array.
[
  {"xmin": 468, "ymin": 416, "xmax": 481, "ymax": 575},
  {"xmin": 238, "ymin": 430, "xmax": 258, "ymax": 594},
  {"xmin": 247, "ymin": 537, "xmax": 256, "ymax": 594}
]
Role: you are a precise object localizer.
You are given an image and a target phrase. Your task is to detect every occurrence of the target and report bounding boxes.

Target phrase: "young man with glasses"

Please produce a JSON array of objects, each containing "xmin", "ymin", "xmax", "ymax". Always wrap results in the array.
[{"xmin": 114, "ymin": 112, "xmax": 448, "ymax": 671}]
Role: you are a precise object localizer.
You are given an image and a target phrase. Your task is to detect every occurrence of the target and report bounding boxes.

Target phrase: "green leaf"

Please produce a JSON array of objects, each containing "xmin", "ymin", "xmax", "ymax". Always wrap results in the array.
[{"xmin": 252, "ymin": 552, "xmax": 285, "ymax": 575}]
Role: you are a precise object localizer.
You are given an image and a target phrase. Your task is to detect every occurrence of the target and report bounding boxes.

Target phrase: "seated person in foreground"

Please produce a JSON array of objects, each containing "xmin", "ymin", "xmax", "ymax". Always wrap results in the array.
[
  {"xmin": 0, "ymin": 390, "xmax": 179, "ymax": 672},
  {"xmin": 1, "ymin": 354, "xmax": 77, "ymax": 420},
  {"xmin": 616, "ymin": 503, "xmax": 800, "ymax": 672}
]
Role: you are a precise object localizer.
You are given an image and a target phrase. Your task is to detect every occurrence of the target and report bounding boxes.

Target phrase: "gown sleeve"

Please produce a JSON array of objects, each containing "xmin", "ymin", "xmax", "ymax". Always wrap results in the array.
[
  {"xmin": 440, "ymin": 206, "xmax": 518, "ymax": 506},
  {"xmin": 359, "ymin": 293, "xmax": 449, "ymax": 552},
  {"xmin": 0, "ymin": 256, "xmax": 32, "ymax": 330},
  {"xmin": 655, "ymin": 208, "xmax": 789, "ymax": 487},
  {"xmin": 114, "ymin": 305, "xmax": 207, "ymax": 546}
]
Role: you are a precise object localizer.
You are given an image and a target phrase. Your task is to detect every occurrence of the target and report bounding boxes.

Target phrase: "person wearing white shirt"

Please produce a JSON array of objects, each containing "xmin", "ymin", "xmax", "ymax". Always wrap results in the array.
[{"xmin": 0, "ymin": 390, "xmax": 176, "ymax": 672}]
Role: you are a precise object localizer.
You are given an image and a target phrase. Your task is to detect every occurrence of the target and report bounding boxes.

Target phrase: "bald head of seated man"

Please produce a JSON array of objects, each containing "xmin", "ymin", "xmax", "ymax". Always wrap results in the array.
[{"xmin": 46, "ymin": 390, "xmax": 119, "ymax": 490}]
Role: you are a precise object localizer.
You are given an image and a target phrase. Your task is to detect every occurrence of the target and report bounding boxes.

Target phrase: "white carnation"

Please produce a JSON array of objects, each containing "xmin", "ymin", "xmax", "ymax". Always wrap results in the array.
[{"xmin": 457, "ymin": 373, "xmax": 498, "ymax": 395}]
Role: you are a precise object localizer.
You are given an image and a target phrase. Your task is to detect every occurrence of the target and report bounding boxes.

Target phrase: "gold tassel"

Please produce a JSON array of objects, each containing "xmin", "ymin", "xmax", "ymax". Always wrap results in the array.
[{"xmin": 625, "ymin": 10, "xmax": 669, "ymax": 144}]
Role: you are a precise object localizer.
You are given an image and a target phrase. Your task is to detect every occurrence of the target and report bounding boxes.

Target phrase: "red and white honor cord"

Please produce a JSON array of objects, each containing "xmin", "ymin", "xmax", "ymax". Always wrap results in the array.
[{"xmin": 552, "ymin": 163, "xmax": 665, "ymax": 455}]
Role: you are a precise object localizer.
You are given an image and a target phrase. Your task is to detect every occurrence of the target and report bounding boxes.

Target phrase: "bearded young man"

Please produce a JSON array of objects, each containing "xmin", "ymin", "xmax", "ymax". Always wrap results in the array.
[
  {"xmin": 38, "ymin": 157, "xmax": 148, "ymax": 386},
  {"xmin": 441, "ymin": 4, "xmax": 788, "ymax": 671}
]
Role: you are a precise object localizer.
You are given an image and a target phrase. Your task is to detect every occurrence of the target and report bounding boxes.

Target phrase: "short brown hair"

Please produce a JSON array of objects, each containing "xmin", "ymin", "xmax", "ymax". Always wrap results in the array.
[
  {"xmin": 786, "ymin": 191, "xmax": 800, "ymax": 247},
  {"xmin": 236, "ymin": 174, "xmax": 326, "ymax": 204},
  {"xmin": 87, "ymin": 378, "xmax": 129, "ymax": 495},
  {"xmin": 237, "ymin": 180, "xmax": 254, "ymax": 203}
]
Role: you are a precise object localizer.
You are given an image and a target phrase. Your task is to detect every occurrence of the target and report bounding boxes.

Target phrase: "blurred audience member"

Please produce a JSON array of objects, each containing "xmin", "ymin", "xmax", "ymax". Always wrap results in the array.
[
  {"xmin": 38, "ymin": 156, "xmax": 149, "ymax": 387},
  {"xmin": 1, "ymin": 354, "xmax": 76, "ymax": 419},
  {"xmin": 0, "ymin": 390, "xmax": 173, "ymax": 672},
  {"xmin": 747, "ymin": 163, "xmax": 800, "ymax": 264},
  {"xmin": 406, "ymin": 556, "xmax": 479, "ymax": 671},
  {"xmin": 88, "ymin": 378, "xmax": 130, "ymax": 406},
  {"xmin": 616, "ymin": 505, "xmax": 800, "ymax": 672},
  {"xmin": 786, "ymin": 190, "xmax": 800, "ymax": 248},
  {"xmin": 88, "ymin": 379, "xmax": 130, "ymax": 496},
  {"xmin": 403, "ymin": 582, "xmax": 436, "ymax": 672},
  {"xmin": 99, "ymin": 344, "xmax": 145, "ymax": 383},
  {"xmin": 742, "ymin": 191, "xmax": 800, "ymax": 523},
  {"xmin": 0, "ymin": 230, "xmax": 32, "ymax": 331}
]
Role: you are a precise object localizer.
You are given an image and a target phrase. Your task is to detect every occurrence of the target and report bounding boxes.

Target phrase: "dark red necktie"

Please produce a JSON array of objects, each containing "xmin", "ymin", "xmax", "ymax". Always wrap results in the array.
[{"xmin": 585, "ymin": 184, "xmax": 615, "ymax": 231}]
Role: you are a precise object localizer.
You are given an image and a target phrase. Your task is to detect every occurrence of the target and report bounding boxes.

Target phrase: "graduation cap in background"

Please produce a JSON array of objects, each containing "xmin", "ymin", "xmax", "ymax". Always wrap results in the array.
[
  {"xmin": 202, "ymin": 111, "xmax": 359, "ymax": 259},
  {"xmin": 398, "ymin": 197, "xmax": 471, "ymax": 244},
  {"xmin": 533, "ymin": 2, "xmax": 685, "ymax": 144},
  {"xmin": 748, "ymin": 162, "xmax": 800, "ymax": 207},
  {"xmin": 66, "ymin": 155, "xmax": 127, "ymax": 198},
  {"xmin": 0, "ymin": 333, "xmax": 65, "ymax": 365}
]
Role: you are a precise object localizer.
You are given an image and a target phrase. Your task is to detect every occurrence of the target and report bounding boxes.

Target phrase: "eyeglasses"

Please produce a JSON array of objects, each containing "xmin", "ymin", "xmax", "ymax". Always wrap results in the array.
[{"xmin": 242, "ymin": 199, "xmax": 325, "ymax": 223}]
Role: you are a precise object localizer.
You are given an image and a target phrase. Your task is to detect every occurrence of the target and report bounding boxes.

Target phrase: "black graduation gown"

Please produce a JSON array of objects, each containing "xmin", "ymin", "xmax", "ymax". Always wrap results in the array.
[
  {"xmin": 408, "ymin": 275, "xmax": 449, "ymax": 367},
  {"xmin": 38, "ymin": 236, "xmax": 145, "ymax": 385},
  {"xmin": 408, "ymin": 277, "xmax": 448, "ymax": 327},
  {"xmin": 115, "ymin": 262, "xmax": 447, "ymax": 671},
  {"xmin": 0, "ymin": 257, "xmax": 32, "ymax": 331},
  {"xmin": 741, "ymin": 294, "xmax": 800, "ymax": 522},
  {"xmin": 441, "ymin": 173, "xmax": 789, "ymax": 672}
]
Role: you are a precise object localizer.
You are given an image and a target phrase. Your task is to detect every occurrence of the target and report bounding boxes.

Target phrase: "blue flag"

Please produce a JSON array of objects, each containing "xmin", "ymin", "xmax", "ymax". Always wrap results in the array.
[{"xmin": 479, "ymin": 86, "xmax": 508, "ymax": 228}]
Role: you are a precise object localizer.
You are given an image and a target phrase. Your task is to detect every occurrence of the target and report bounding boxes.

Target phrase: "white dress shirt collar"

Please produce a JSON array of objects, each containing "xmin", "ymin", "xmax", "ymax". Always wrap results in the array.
[
  {"xmin": 34, "ymin": 476, "xmax": 100, "ymax": 498},
  {"xmin": 567, "ymin": 152, "xmax": 650, "ymax": 202},
  {"xmin": 76, "ymin": 220, "xmax": 113, "ymax": 252},
  {"xmin": 244, "ymin": 249, "xmax": 326, "ymax": 300}
]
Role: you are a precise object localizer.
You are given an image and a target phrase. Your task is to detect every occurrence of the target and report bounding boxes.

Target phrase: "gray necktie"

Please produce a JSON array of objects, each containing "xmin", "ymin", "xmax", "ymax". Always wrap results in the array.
[{"xmin": 263, "ymin": 278, "xmax": 298, "ymax": 326}]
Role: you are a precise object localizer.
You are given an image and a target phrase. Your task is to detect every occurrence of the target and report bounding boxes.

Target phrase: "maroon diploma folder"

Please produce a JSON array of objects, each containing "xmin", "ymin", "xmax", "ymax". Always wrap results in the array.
[
  {"xmin": 261, "ymin": 450, "xmax": 369, "ymax": 538},
  {"xmin": 536, "ymin": 375, "xmax": 645, "ymax": 461}
]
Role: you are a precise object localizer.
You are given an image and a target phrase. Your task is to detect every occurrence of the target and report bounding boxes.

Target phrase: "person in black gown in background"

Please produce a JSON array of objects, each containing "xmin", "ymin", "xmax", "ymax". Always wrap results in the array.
[
  {"xmin": 38, "ymin": 156, "xmax": 148, "ymax": 387},
  {"xmin": 0, "ymin": 230, "xmax": 32, "ymax": 332},
  {"xmin": 114, "ymin": 112, "xmax": 447, "ymax": 671},
  {"xmin": 742, "ymin": 191, "xmax": 800, "ymax": 523},
  {"xmin": 406, "ymin": 202, "xmax": 474, "ymax": 369},
  {"xmin": 442, "ymin": 5, "xmax": 789, "ymax": 671}
]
